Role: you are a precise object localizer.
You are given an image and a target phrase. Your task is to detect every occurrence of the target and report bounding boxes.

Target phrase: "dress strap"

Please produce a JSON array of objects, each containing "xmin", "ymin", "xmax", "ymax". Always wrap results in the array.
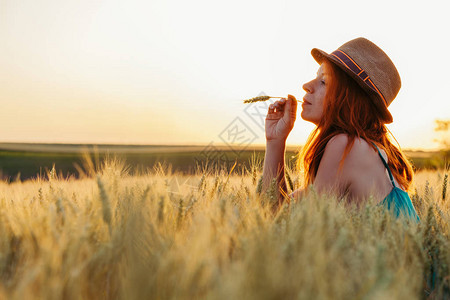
[{"xmin": 371, "ymin": 142, "xmax": 395, "ymax": 187}]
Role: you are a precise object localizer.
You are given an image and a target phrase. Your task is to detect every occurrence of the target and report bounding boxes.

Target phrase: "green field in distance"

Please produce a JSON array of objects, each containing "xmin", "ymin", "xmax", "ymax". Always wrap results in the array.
[{"xmin": 0, "ymin": 143, "xmax": 445, "ymax": 181}]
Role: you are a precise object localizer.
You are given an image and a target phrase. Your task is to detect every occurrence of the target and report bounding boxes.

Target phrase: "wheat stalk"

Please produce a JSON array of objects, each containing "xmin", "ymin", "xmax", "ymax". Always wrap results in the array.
[
  {"xmin": 442, "ymin": 174, "xmax": 448, "ymax": 202},
  {"xmin": 97, "ymin": 175, "xmax": 112, "ymax": 235},
  {"xmin": 243, "ymin": 95, "xmax": 303, "ymax": 103}
]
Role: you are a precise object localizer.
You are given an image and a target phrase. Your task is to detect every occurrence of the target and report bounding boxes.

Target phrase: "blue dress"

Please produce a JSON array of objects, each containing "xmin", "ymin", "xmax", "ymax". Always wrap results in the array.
[{"xmin": 373, "ymin": 143, "xmax": 420, "ymax": 223}]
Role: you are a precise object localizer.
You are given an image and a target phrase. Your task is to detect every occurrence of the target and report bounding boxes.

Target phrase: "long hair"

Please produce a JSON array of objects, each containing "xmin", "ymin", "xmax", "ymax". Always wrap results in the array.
[{"xmin": 296, "ymin": 59, "xmax": 414, "ymax": 190}]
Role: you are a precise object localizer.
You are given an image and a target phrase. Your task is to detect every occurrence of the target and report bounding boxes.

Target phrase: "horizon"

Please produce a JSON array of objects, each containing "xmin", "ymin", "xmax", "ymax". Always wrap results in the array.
[{"xmin": 0, "ymin": 141, "xmax": 442, "ymax": 152}]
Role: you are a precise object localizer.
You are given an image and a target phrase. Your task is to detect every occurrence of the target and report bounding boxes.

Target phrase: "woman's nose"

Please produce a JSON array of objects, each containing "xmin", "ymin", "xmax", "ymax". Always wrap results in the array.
[{"xmin": 303, "ymin": 81, "xmax": 313, "ymax": 93}]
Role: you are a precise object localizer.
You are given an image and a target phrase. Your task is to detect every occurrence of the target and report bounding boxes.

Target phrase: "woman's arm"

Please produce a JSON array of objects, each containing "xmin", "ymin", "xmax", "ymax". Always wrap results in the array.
[
  {"xmin": 262, "ymin": 94, "xmax": 298, "ymax": 211},
  {"xmin": 261, "ymin": 139, "xmax": 288, "ymax": 208}
]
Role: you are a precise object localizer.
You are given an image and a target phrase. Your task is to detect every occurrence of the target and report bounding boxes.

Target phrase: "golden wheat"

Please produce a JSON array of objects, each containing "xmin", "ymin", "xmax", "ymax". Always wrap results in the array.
[{"xmin": 0, "ymin": 156, "xmax": 447, "ymax": 299}]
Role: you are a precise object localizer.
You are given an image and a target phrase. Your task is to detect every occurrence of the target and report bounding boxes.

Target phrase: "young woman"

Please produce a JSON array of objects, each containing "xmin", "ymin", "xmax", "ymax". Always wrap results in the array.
[{"xmin": 262, "ymin": 37, "xmax": 420, "ymax": 222}]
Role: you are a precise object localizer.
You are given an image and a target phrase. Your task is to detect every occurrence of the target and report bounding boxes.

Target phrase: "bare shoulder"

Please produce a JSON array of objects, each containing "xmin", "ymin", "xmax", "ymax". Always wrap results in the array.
[
  {"xmin": 314, "ymin": 134, "xmax": 352, "ymax": 194},
  {"xmin": 325, "ymin": 134, "xmax": 375, "ymax": 166},
  {"xmin": 315, "ymin": 134, "xmax": 381, "ymax": 197},
  {"xmin": 328, "ymin": 133, "xmax": 349, "ymax": 147},
  {"xmin": 315, "ymin": 134, "xmax": 351, "ymax": 178},
  {"xmin": 325, "ymin": 134, "xmax": 349, "ymax": 156},
  {"xmin": 319, "ymin": 134, "xmax": 392, "ymax": 203}
]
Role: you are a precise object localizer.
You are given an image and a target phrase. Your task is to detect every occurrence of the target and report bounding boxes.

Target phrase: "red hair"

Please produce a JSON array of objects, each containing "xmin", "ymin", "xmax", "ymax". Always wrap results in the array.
[{"xmin": 296, "ymin": 59, "xmax": 414, "ymax": 190}]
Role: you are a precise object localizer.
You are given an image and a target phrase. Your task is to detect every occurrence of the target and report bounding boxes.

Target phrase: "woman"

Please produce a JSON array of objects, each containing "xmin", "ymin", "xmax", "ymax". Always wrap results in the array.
[{"xmin": 262, "ymin": 37, "xmax": 420, "ymax": 222}]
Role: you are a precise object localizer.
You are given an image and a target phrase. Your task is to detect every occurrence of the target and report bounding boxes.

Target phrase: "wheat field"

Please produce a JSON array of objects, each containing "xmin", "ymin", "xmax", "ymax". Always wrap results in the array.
[{"xmin": 0, "ymin": 155, "xmax": 448, "ymax": 300}]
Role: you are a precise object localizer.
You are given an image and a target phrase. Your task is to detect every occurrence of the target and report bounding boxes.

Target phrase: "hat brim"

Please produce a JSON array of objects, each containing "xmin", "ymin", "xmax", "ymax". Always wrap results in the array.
[{"xmin": 311, "ymin": 48, "xmax": 393, "ymax": 124}]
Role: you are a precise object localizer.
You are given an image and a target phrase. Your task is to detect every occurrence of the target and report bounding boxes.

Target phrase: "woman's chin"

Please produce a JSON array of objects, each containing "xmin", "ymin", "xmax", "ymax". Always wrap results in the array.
[
  {"xmin": 300, "ymin": 111, "xmax": 311, "ymax": 122},
  {"xmin": 301, "ymin": 112, "xmax": 319, "ymax": 125}
]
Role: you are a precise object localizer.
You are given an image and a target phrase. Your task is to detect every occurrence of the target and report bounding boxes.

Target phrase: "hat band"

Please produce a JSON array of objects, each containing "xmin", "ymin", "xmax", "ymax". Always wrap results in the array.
[{"xmin": 330, "ymin": 49, "xmax": 387, "ymax": 105}]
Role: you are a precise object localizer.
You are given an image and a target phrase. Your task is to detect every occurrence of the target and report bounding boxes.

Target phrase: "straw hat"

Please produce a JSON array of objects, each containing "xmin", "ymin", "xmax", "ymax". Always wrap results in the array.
[{"xmin": 311, "ymin": 37, "xmax": 401, "ymax": 123}]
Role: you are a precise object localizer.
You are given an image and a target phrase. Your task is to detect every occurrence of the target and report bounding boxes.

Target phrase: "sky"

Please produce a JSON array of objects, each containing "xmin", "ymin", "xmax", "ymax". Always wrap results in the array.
[{"xmin": 1, "ymin": 0, "xmax": 449, "ymax": 150}]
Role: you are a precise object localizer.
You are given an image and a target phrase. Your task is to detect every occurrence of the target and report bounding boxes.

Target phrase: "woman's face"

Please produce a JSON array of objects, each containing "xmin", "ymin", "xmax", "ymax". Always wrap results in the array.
[{"xmin": 301, "ymin": 63, "xmax": 327, "ymax": 125}]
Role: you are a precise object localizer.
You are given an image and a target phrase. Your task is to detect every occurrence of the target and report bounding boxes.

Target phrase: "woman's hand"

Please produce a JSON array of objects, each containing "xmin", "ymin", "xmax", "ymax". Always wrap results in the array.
[{"xmin": 265, "ymin": 94, "xmax": 298, "ymax": 142}]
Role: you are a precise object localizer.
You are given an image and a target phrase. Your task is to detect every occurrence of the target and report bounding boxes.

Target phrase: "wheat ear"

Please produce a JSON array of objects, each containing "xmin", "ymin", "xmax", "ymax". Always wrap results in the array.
[{"xmin": 243, "ymin": 96, "xmax": 303, "ymax": 103}]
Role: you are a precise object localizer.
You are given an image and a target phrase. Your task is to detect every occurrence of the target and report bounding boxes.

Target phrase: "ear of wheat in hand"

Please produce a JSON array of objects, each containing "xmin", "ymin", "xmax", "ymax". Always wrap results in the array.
[{"xmin": 243, "ymin": 96, "xmax": 302, "ymax": 104}]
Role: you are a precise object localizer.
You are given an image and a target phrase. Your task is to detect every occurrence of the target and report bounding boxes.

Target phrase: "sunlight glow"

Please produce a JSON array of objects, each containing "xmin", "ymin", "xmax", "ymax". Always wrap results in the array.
[{"xmin": 1, "ymin": 0, "xmax": 449, "ymax": 150}]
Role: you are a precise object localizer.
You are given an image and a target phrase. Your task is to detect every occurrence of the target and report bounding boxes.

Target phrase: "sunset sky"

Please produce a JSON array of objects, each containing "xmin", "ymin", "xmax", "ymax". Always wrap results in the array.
[{"xmin": 1, "ymin": 0, "xmax": 449, "ymax": 150}]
